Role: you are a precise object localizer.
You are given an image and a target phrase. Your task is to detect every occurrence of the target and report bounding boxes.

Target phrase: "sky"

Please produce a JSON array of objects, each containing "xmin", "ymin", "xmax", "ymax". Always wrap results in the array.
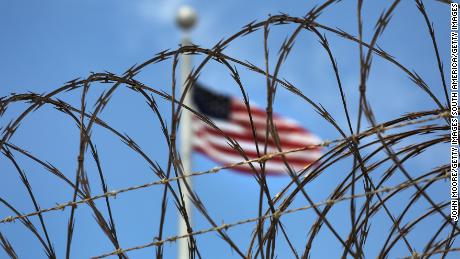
[{"xmin": 0, "ymin": 0, "xmax": 454, "ymax": 258}]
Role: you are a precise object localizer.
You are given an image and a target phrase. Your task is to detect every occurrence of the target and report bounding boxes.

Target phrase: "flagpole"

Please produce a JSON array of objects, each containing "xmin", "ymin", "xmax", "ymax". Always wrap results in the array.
[{"xmin": 176, "ymin": 6, "xmax": 197, "ymax": 259}]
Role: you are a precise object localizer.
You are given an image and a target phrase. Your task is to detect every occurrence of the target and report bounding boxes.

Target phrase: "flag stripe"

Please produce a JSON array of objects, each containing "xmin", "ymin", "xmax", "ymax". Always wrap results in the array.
[
  {"xmin": 232, "ymin": 101, "xmax": 307, "ymax": 127},
  {"xmin": 193, "ymin": 132, "xmax": 321, "ymax": 165},
  {"xmin": 193, "ymin": 127, "xmax": 322, "ymax": 161},
  {"xmin": 195, "ymin": 146, "xmax": 289, "ymax": 174},
  {"xmin": 231, "ymin": 113, "xmax": 308, "ymax": 134},
  {"xmin": 193, "ymin": 139, "xmax": 313, "ymax": 173},
  {"xmin": 192, "ymin": 119, "xmax": 322, "ymax": 151}
]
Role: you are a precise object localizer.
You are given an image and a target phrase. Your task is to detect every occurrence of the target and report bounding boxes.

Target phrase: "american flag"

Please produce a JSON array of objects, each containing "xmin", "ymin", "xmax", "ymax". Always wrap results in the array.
[{"xmin": 191, "ymin": 84, "xmax": 322, "ymax": 175}]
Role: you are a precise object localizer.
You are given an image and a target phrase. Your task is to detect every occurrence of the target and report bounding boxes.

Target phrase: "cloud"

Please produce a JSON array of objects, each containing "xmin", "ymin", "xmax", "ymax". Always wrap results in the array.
[{"xmin": 138, "ymin": 0, "xmax": 187, "ymax": 24}]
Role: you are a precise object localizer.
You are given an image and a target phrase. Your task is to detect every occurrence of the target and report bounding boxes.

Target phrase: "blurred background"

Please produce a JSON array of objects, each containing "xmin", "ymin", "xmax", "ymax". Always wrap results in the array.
[{"xmin": 0, "ymin": 0, "xmax": 453, "ymax": 258}]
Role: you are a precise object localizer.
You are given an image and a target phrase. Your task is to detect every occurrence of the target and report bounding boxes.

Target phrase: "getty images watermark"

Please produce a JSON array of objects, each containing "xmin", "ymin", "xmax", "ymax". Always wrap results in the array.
[{"xmin": 451, "ymin": 2, "xmax": 459, "ymax": 221}]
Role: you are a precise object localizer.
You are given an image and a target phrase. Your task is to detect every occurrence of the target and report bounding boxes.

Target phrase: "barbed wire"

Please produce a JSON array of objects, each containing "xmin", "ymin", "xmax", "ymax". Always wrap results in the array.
[
  {"xmin": 0, "ymin": 111, "xmax": 448, "ymax": 225},
  {"xmin": 90, "ymin": 173, "xmax": 451, "ymax": 259},
  {"xmin": 399, "ymin": 247, "xmax": 460, "ymax": 259}
]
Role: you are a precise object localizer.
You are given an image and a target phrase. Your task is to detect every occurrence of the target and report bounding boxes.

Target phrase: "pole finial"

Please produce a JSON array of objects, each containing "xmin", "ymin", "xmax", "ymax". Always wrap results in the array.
[{"xmin": 176, "ymin": 5, "xmax": 197, "ymax": 31}]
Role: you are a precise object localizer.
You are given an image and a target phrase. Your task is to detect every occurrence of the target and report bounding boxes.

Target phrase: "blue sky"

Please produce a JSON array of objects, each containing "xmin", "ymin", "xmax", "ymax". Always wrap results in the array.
[{"xmin": 0, "ymin": 0, "xmax": 454, "ymax": 258}]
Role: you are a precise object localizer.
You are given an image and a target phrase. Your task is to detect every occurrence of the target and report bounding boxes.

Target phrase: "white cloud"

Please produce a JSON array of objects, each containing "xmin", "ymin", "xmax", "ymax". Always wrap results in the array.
[{"xmin": 138, "ymin": 0, "xmax": 187, "ymax": 24}]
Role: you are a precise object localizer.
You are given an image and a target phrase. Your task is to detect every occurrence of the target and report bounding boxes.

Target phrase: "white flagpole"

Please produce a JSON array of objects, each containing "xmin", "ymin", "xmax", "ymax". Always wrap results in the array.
[{"xmin": 176, "ymin": 6, "xmax": 197, "ymax": 259}]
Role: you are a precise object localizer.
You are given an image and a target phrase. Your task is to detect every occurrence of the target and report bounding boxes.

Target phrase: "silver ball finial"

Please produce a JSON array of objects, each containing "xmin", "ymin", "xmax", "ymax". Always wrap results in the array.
[{"xmin": 176, "ymin": 5, "xmax": 197, "ymax": 31}]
